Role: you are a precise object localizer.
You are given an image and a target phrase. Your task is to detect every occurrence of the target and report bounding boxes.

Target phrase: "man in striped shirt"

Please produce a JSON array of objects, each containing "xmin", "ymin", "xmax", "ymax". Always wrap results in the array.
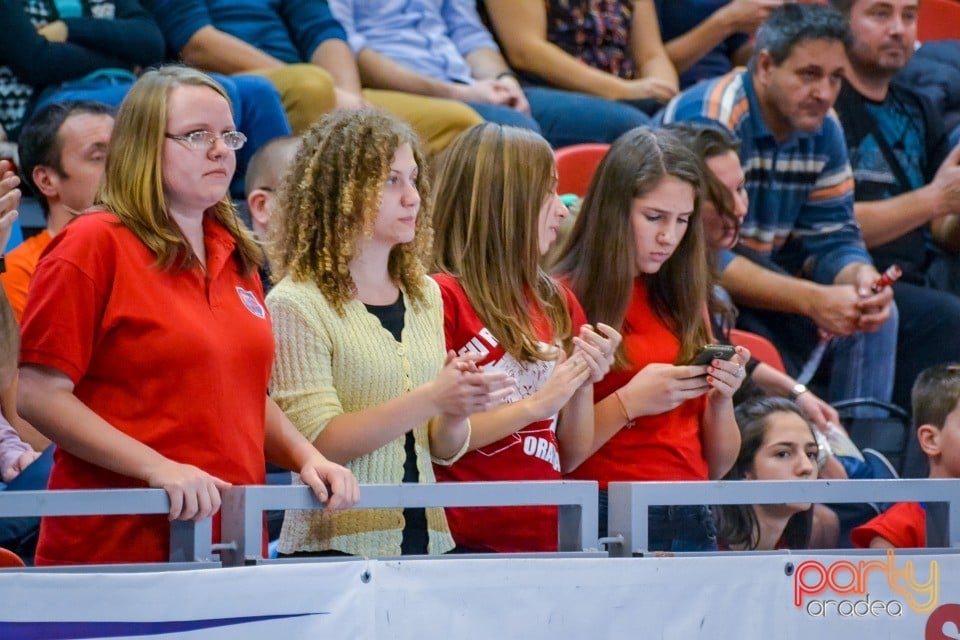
[{"xmin": 661, "ymin": 3, "xmax": 897, "ymax": 415}]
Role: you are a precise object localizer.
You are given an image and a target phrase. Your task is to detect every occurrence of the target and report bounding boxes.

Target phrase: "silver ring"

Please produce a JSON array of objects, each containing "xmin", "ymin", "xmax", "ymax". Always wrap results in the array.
[{"xmin": 735, "ymin": 365, "xmax": 744, "ymax": 378}]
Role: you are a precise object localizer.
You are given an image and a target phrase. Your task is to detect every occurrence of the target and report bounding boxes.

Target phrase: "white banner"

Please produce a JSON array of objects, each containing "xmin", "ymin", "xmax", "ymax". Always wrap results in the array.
[
  {"xmin": 0, "ymin": 561, "xmax": 374, "ymax": 639},
  {"xmin": 2, "ymin": 552, "xmax": 959, "ymax": 639}
]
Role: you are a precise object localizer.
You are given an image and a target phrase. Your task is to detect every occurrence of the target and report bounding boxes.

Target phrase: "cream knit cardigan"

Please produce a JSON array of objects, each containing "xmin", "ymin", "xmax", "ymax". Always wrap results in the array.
[{"xmin": 268, "ymin": 275, "xmax": 456, "ymax": 556}]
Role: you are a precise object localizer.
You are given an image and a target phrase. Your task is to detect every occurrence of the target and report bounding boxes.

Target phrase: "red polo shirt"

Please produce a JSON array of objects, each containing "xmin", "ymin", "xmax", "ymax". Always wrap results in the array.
[{"xmin": 20, "ymin": 211, "xmax": 273, "ymax": 565}]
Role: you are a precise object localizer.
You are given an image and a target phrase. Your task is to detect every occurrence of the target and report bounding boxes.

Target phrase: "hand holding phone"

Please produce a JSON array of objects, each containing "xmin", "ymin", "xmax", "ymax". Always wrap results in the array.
[{"xmin": 691, "ymin": 344, "xmax": 737, "ymax": 366}]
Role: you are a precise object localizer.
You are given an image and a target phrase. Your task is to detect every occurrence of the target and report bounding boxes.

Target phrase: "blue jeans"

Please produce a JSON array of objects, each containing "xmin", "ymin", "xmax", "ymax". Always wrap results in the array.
[
  {"xmin": 598, "ymin": 490, "xmax": 718, "ymax": 552},
  {"xmin": 0, "ymin": 446, "xmax": 53, "ymax": 563},
  {"xmin": 32, "ymin": 72, "xmax": 291, "ymax": 198},
  {"xmin": 827, "ymin": 302, "xmax": 898, "ymax": 418},
  {"xmin": 468, "ymin": 86, "xmax": 650, "ymax": 148},
  {"xmin": 889, "ymin": 281, "xmax": 960, "ymax": 412},
  {"xmin": 730, "ymin": 248, "xmax": 898, "ymax": 416}
]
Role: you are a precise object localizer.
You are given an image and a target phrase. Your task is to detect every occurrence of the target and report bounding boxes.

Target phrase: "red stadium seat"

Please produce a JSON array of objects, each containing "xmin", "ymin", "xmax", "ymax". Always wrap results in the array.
[
  {"xmin": 918, "ymin": 0, "xmax": 960, "ymax": 42},
  {"xmin": 554, "ymin": 143, "xmax": 609, "ymax": 198},
  {"xmin": 0, "ymin": 547, "xmax": 26, "ymax": 568},
  {"xmin": 728, "ymin": 328, "xmax": 786, "ymax": 374}
]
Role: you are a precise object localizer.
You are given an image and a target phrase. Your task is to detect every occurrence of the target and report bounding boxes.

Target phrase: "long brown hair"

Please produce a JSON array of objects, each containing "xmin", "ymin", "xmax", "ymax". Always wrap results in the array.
[
  {"xmin": 433, "ymin": 123, "xmax": 571, "ymax": 362},
  {"xmin": 97, "ymin": 65, "xmax": 261, "ymax": 273},
  {"xmin": 268, "ymin": 109, "xmax": 432, "ymax": 314},
  {"xmin": 666, "ymin": 121, "xmax": 743, "ymax": 337},
  {"xmin": 552, "ymin": 126, "xmax": 710, "ymax": 366}
]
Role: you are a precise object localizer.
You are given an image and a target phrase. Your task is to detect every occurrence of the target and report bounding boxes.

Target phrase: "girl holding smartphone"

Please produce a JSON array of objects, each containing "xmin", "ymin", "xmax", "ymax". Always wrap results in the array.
[{"xmin": 553, "ymin": 126, "xmax": 749, "ymax": 551}]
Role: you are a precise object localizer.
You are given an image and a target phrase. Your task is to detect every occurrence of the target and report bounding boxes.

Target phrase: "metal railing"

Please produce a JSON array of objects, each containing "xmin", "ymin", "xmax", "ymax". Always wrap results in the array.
[
  {"xmin": 6, "ymin": 479, "xmax": 960, "ymax": 566},
  {"xmin": 606, "ymin": 479, "xmax": 960, "ymax": 556},
  {"xmin": 0, "ymin": 488, "xmax": 215, "ymax": 564},
  {"xmin": 219, "ymin": 481, "xmax": 599, "ymax": 566}
]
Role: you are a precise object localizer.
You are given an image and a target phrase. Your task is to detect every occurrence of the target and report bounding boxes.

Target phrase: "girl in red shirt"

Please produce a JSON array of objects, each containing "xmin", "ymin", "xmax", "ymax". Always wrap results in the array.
[
  {"xmin": 554, "ymin": 126, "xmax": 749, "ymax": 551},
  {"xmin": 431, "ymin": 123, "xmax": 620, "ymax": 552}
]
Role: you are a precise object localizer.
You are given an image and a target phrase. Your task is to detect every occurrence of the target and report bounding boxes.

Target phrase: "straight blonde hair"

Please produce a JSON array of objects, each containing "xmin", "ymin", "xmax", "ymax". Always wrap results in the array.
[
  {"xmin": 97, "ymin": 65, "xmax": 261, "ymax": 273},
  {"xmin": 433, "ymin": 123, "xmax": 572, "ymax": 362}
]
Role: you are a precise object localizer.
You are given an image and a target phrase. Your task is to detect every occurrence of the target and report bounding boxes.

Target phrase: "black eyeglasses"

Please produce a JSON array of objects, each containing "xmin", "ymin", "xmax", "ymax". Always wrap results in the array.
[{"xmin": 165, "ymin": 130, "xmax": 247, "ymax": 151}]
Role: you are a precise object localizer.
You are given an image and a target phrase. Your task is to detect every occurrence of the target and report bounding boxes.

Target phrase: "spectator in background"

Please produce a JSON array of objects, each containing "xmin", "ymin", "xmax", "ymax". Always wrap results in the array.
[
  {"xmin": 1, "ymin": 0, "xmax": 292, "ymax": 196},
  {"xmin": 715, "ymin": 397, "xmax": 830, "ymax": 550},
  {"xmin": 267, "ymin": 109, "xmax": 513, "ymax": 557},
  {"xmin": 554, "ymin": 127, "xmax": 749, "ymax": 551},
  {"xmin": 1, "ymin": 181, "xmax": 48, "ymax": 561},
  {"xmin": 0, "ymin": 160, "xmax": 45, "ymax": 452},
  {"xmin": 666, "ymin": 121, "xmax": 843, "ymax": 432},
  {"xmin": 0, "ymin": 285, "xmax": 47, "ymax": 563},
  {"xmin": 851, "ymin": 363, "xmax": 960, "ymax": 549},
  {"xmin": 660, "ymin": 3, "xmax": 898, "ymax": 414},
  {"xmin": 145, "ymin": 0, "xmax": 482, "ymax": 153},
  {"xmin": 0, "ymin": 0, "xmax": 162, "ymax": 142},
  {"xmin": 481, "ymin": 0, "xmax": 675, "ymax": 117},
  {"xmin": 830, "ymin": 0, "xmax": 960, "ymax": 412},
  {"xmin": 0, "ymin": 417, "xmax": 37, "ymax": 487},
  {"xmin": 0, "ymin": 160, "xmax": 18, "ymax": 247},
  {"xmin": 243, "ymin": 134, "xmax": 300, "ymax": 291},
  {"xmin": 656, "ymin": 0, "xmax": 782, "ymax": 89},
  {"xmin": 17, "ymin": 66, "xmax": 357, "ymax": 566},
  {"xmin": 244, "ymin": 135, "xmax": 300, "ymax": 243},
  {"xmin": 0, "ymin": 102, "xmax": 114, "ymax": 322},
  {"xmin": 430, "ymin": 123, "xmax": 619, "ymax": 552},
  {"xmin": 327, "ymin": 0, "xmax": 648, "ymax": 147}
]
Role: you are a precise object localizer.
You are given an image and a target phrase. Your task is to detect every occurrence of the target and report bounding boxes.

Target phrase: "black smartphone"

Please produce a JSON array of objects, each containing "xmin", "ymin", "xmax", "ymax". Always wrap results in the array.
[{"xmin": 691, "ymin": 344, "xmax": 736, "ymax": 366}]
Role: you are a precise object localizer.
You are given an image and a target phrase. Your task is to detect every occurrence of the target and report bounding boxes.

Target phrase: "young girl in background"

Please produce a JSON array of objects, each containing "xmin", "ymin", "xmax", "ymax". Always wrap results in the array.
[
  {"xmin": 553, "ymin": 126, "xmax": 749, "ymax": 551},
  {"xmin": 431, "ymin": 123, "xmax": 620, "ymax": 552},
  {"xmin": 716, "ymin": 397, "xmax": 820, "ymax": 550}
]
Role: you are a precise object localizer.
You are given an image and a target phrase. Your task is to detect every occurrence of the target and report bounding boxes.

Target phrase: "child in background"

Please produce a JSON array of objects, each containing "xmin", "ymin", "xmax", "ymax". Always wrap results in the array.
[
  {"xmin": 244, "ymin": 135, "xmax": 301, "ymax": 294},
  {"xmin": 716, "ymin": 397, "xmax": 836, "ymax": 550},
  {"xmin": 244, "ymin": 135, "xmax": 301, "ymax": 245},
  {"xmin": 851, "ymin": 363, "xmax": 960, "ymax": 549}
]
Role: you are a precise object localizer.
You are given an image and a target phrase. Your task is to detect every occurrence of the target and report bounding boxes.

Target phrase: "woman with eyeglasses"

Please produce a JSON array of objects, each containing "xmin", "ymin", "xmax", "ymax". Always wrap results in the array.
[{"xmin": 16, "ymin": 65, "xmax": 359, "ymax": 566}]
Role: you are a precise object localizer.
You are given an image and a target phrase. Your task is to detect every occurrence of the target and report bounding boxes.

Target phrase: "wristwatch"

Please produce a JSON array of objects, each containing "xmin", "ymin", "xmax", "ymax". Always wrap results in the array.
[
  {"xmin": 0, "ymin": 254, "xmax": 5, "ymax": 274},
  {"xmin": 788, "ymin": 382, "xmax": 808, "ymax": 401}
]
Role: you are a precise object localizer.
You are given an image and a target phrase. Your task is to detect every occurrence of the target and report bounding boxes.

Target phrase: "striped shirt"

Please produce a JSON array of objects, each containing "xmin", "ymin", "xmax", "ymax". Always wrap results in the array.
[{"xmin": 661, "ymin": 70, "xmax": 871, "ymax": 284}]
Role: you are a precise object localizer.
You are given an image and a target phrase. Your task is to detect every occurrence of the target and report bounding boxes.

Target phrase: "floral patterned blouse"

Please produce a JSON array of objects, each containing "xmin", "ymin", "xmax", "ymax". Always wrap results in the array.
[{"xmin": 545, "ymin": 0, "xmax": 635, "ymax": 79}]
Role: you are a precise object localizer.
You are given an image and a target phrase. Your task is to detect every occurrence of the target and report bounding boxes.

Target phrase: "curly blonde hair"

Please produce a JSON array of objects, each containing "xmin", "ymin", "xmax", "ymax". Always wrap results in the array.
[{"xmin": 268, "ymin": 110, "xmax": 432, "ymax": 314}]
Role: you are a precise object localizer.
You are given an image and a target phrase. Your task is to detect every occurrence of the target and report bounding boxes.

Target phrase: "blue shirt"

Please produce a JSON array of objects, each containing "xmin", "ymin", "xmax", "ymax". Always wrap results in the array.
[
  {"xmin": 655, "ymin": 0, "xmax": 749, "ymax": 89},
  {"xmin": 146, "ymin": 0, "xmax": 346, "ymax": 64},
  {"xmin": 661, "ymin": 70, "xmax": 871, "ymax": 284},
  {"xmin": 327, "ymin": 0, "xmax": 497, "ymax": 84}
]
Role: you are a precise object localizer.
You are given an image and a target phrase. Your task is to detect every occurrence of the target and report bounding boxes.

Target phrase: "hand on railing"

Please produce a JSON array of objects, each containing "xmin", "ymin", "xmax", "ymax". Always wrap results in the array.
[
  {"xmin": 297, "ymin": 454, "xmax": 359, "ymax": 512},
  {"xmin": 145, "ymin": 460, "xmax": 231, "ymax": 521}
]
